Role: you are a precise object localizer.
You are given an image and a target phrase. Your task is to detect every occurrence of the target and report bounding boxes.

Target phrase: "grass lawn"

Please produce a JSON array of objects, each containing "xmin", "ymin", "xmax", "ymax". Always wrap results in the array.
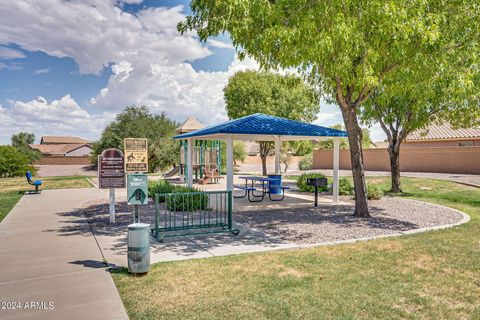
[
  {"xmin": 112, "ymin": 177, "xmax": 480, "ymax": 319},
  {"xmin": 0, "ymin": 175, "xmax": 93, "ymax": 222}
]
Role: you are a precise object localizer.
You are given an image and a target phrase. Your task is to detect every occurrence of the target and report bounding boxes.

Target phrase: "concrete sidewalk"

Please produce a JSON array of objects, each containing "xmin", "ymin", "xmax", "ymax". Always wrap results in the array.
[{"xmin": 0, "ymin": 188, "xmax": 128, "ymax": 320}]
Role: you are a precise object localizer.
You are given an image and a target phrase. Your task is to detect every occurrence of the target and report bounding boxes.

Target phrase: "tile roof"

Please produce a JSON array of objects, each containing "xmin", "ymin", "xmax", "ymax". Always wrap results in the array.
[
  {"xmin": 29, "ymin": 143, "xmax": 92, "ymax": 155},
  {"xmin": 174, "ymin": 113, "xmax": 348, "ymax": 139},
  {"xmin": 406, "ymin": 124, "xmax": 480, "ymax": 141},
  {"xmin": 40, "ymin": 136, "xmax": 90, "ymax": 144}
]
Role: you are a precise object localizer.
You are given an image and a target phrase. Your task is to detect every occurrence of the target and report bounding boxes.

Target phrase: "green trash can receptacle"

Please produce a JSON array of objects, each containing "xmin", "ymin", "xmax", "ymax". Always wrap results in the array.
[{"xmin": 127, "ymin": 223, "xmax": 150, "ymax": 274}]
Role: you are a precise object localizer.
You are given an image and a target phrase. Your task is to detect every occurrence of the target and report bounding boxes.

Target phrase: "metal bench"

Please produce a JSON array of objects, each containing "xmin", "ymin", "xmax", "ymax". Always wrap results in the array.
[
  {"xmin": 234, "ymin": 185, "xmax": 265, "ymax": 202},
  {"xmin": 26, "ymin": 171, "xmax": 42, "ymax": 194}
]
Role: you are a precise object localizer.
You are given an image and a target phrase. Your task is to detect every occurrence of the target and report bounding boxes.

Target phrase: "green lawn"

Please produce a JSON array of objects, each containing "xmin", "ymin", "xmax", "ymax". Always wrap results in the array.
[
  {"xmin": 112, "ymin": 177, "xmax": 480, "ymax": 319},
  {"xmin": 0, "ymin": 175, "xmax": 93, "ymax": 222}
]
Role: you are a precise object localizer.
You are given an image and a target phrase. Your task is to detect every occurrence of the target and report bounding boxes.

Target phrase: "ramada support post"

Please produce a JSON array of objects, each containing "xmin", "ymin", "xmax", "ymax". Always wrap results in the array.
[
  {"xmin": 226, "ymin": 136, "xmax": 234, "ymax": 196},
  {"xmin": 274, "ymin": 135, "xmax": 281, "ymax": 174},
  {"xmin": 186, "ymin": 138, "xmax": 193, "ymax": 187}
]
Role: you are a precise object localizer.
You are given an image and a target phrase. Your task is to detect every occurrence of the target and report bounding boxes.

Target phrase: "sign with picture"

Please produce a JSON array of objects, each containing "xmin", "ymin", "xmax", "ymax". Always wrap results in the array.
[
  {"xmin": 127, "ymin": 174, "xmax": 148, "ymax": 205},
  {"xmin": 124, "ymin": 138, "xmax": 148, "ymax": 173},
  {"xmin": 98, "ymin": 148, "xmax": 125, "ymax": 189}
]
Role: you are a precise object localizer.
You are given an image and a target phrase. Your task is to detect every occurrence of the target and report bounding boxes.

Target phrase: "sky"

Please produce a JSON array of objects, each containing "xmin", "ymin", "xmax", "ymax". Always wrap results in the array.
[{"xmin": 0, "ymin": 0, "xmax": 385, "ymax": 144}]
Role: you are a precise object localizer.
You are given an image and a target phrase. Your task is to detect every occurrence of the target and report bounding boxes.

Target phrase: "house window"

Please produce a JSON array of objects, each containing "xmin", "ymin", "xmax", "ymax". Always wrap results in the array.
[{"xmin": 458, "ymin": 141, "xmax": 473, "ymax": 147}]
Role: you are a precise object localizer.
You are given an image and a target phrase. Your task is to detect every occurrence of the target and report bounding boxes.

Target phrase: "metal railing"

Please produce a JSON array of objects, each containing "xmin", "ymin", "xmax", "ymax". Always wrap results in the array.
[{"xmin": 153, "ymin": 190, "xmax": 239, "ymax": 240}]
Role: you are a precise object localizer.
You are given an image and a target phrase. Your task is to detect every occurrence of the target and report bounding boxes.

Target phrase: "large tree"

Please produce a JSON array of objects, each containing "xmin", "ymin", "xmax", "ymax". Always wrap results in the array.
[
  {"xmin": 223, "ymin": 70, "xmax": 320, "ymax": 175},
  {"xmin": 363, "ymin": 66, "xmax": 480, "ymax": 193},
  {"xmin": 179, "ymin": 0, "xmax": 480, "ymax": 217},
  {"xmin": 92, "ymin": 106, "xmax": 179, "ymax": 172},
  {"xmin": 11, "ymin": 132, "xmax": 41, "ymax": 163}
]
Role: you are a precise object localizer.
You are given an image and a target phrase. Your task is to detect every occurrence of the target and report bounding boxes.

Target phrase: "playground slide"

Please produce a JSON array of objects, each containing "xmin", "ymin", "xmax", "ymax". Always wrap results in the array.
[{"xmin": 163, "ymin": 166, "xmax": 181, "ymax": 178}]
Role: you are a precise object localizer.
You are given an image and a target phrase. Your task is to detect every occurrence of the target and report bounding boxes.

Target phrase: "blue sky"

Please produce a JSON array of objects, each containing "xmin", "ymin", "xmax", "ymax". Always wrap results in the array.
[{"xmin": 0, "ymin": 0, "xmax": 383, "ymax": 144}]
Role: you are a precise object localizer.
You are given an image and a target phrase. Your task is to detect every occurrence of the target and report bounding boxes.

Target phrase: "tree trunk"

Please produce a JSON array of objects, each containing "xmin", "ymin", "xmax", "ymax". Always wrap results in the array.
[
  {"xmin": 258, "ymin": 141, "xmax": 272, "ymax": 176},
  {"xmin": 340, "ymin": 107, "xmax": 370, "ymax": 218},
  {"xmin": 260, "ymin": 156, "xmax": 267, "ymax": 176},
  {"xmin": 387, "ymin": 143, "xmax": 402, "ymax": 193}
]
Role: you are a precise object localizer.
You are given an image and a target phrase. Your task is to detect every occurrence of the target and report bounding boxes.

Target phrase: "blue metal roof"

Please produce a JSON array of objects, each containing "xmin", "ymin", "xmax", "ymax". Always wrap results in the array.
[{"xmin": 174, "ymin": 113, "xmax": 348, "ymax": 139}]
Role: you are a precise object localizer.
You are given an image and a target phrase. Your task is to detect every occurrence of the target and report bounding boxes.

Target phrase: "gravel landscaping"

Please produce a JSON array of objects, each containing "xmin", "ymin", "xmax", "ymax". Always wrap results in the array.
[
  {"xmin": 82, "ymin": 200, "xmax": 156, "ymax": 228},
  {"xmin": 83, "ymin": 196, "xmax": 465, "ymax": 245},
  {"xmin": 233, "ymin": 196, "xmax": 465, "ymax": 244}
]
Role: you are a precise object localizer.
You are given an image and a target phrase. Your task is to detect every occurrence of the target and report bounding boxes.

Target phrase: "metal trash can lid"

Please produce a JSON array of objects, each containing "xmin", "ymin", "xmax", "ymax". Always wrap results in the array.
[{"xmin": 128, "ymin": 223, "xmax": 151, "ymax": 230}]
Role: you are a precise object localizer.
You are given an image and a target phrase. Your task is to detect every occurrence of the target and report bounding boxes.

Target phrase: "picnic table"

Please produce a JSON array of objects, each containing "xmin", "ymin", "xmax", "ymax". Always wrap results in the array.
[{"xmin": 234, "ymin": 175, "xmax": 289, "ymax": 202}]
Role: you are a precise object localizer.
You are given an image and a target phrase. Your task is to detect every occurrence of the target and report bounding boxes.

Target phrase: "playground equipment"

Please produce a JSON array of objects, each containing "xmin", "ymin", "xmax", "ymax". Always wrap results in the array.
[
  {"xmin": 179, "ymin": 140, "xmax": 222, "ymax": 184},
  {"xmin": 175, "ymin": 117, "xmax": 223, "ymax": 184},
  {"xmin": 163, "ymin": 165, "xmax": 181, "ymax": 178}
]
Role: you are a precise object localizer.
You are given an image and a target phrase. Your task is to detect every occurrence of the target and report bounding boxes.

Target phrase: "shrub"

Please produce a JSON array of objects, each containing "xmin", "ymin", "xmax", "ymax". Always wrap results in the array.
[
  {"xmin": 148, "ymin": 179, "xmax": 175, "ymax": 197},
  {"xmin": 338, "ymin": 178, "xmax": 353, "ymax": 195},
  {"xmin": 148, "ymin": 180, "xmax": 208, "ymax": 211},
  {"xmin": 165, "ymin": 187, "xmax": 208, "ymax": 211},
  {"xmin": 0, "ymin": 146, "xmax": 36, "ymax": 178},
  {"xmin": 297, "ymin": 172, "xmax": 327, "ymax": 193},
  {"xmin": 367, "ymin": 184, "xmax": 383, "ymax": 200},
  {"xmin": 298, "ymin": 153, "xmax": 313, "ymax": 170}
]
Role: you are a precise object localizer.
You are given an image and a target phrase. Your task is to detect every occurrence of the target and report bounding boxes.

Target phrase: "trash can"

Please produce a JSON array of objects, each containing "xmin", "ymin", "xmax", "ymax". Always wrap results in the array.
[
  {"xmin": 127, "ymin": 223, "xmax": 150, "ymax": 274},
  {"xmin": 267, "ymin": 174, "xmax": 282, "ymax": 195}
]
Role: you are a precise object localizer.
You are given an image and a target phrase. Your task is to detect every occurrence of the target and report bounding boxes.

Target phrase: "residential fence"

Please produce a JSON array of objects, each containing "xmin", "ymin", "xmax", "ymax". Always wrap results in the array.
[
  {"xmin": 313, "ymin": 146, "xmax": 480, "ymax": 175},
  {"xmin": 34, "ymin": 156, "xmax": 91, "ymax": 165}
]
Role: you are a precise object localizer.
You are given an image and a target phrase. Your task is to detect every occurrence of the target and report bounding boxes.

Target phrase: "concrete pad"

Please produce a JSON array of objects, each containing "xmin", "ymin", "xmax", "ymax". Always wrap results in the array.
[
  {"xmin": 0, "ymin": 188, "xmax": 128, "ymax": 320},
  {"xmin": 187, "ymin": 229, "xmax": 297, "ymax": 257}
]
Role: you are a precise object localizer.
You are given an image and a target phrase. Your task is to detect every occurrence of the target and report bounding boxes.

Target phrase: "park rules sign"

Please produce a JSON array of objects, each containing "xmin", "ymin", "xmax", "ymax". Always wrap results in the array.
[
  {"xmin": 98, "ymin": 148, "xmax": 125, "ymax": 189},
  {"xmin": 124, "ymin": 138, "xmax": 148, "ymax": 173}
]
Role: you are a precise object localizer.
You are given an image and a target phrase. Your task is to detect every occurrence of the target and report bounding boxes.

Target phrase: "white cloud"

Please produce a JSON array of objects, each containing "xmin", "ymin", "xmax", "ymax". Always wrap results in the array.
[
  {"xmin": 120, "ymin": 0, "xmax": 144, "ymax": 3},
  {"xmin": 207, "ymin": 39, "xmax": 234, "ymax": 50},
  {"xmin": 0, "ymin": 95, "xmax": 114, "ymax": 143},
  {"xmin": 90, "ymin": 55, "xmax": 259, "ymax": 125},
  {"xmin": 34, "ymin": 68, "xmax": 50, "ymax": 75},
  {"xmin": 111, "ymin": 61, "xmax": 133, "ymax": 82},
  {"xmin": 0, "ymin": 46, "xmax": 25, "ymax": 60},
  {"xmin": 0, "ymin": 1, "xmax": 210, "ymax": 74}
]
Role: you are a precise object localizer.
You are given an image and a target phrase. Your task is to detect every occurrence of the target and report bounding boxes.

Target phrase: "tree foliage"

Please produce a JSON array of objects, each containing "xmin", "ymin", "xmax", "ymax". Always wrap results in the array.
[
  {"xmin": 362, "ymin": 54, "xmax": 480, "ymax": 192},
  {"xmin": 0, "ymin": 146, "xmax": 36, "ymax": 177},
  {"xmin": 223, "ymin": 70, "xmax": 320, "ymax": 175},
  {"xmin": 11, "ymin": 132, "xmax": 41, "ymax": 163},
  {"xmin": 233, "ymin": 141, "xmax": 246, "ymax": 166},
  {"xmin": 317, "ymin": 124, "xmax": 371, "ymax": 150},
  {"xmin": 92, "ymin": 106, "xmax": 179, "ymax": 172},
  {"xmin": 179, "ymin": 0, "xmax": 480, "ymax": 217},
  {"xmin": 11, "ymin": 132, "xmax": 35, "ymax": 147}
]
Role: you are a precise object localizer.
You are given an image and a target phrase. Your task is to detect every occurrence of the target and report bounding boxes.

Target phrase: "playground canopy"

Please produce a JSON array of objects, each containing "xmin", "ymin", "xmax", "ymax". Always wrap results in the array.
[{"xmin": 174, "ymin": 113, "xmax": 348, "ymax": 202}]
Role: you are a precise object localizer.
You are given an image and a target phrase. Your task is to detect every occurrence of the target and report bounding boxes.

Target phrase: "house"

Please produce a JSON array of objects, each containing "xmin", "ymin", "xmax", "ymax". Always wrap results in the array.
[
  {"xmin": 404, "ymin": 124, "xmax": 480, "ymax": 147},
  {"xmin": 313, "ymin": 123, "xmax": 480, "ymax": 174},
  {"xmin": 39, "ymin": 136, "xmax": 90, "ymax": 145},
  {"xmin": 30, "ymin": 136, "xmax": 92, "ymax": 157},
  {"xmin": 29, "ymin": 136, "xmax": 93, "ymax": 165}
]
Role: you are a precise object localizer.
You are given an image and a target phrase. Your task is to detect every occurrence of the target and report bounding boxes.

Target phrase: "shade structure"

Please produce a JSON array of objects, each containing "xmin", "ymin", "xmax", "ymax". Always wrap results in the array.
[
  {"xmin": 173, "ymin": 113, "xmax": 347, "ymax": 203},
  {"xmin": 174, "ymin": 113, "xmax": 347, "ymax": 141}
]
